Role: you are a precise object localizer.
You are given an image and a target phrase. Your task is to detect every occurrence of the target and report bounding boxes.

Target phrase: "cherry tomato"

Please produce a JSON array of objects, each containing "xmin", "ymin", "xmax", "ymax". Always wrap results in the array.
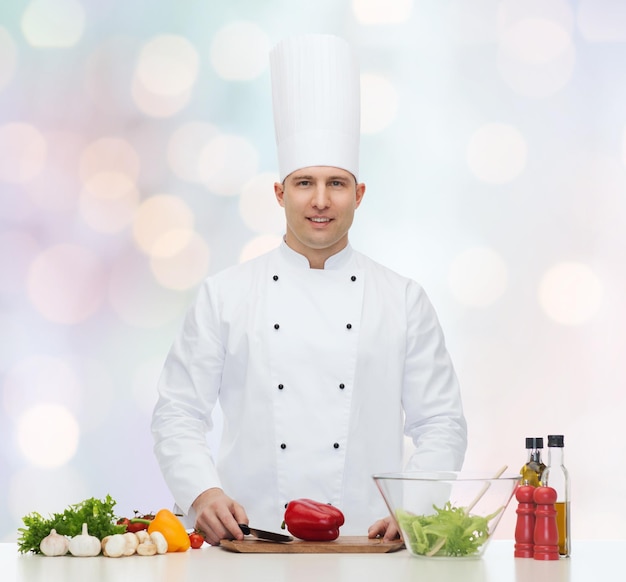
[{"xmin": 189, "ymin": 531, "xmax": 205, "ymax": 549}]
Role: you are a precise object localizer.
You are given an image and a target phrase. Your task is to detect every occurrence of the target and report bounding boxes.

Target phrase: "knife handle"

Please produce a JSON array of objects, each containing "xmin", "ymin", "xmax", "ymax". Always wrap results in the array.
[{"xmin": 238, "ymin": 524, "xmax": 251, "ymax": 535}]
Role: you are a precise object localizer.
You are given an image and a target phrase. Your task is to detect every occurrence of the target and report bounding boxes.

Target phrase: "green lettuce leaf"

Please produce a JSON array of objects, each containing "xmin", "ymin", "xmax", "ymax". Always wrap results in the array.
[{"xmin": 396, "ymin": 502, "xmax": 503, "ymax": 557}]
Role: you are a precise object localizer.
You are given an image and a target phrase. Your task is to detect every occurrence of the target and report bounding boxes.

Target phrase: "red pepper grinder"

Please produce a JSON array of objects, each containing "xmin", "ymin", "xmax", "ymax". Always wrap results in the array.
[
  {"xmin": 514, "ymin": 485, "xmax": 536, "ymax": 558},
  {"xmin": 533, "ymin": 486, "xmax": 559, "ymax": 560}
]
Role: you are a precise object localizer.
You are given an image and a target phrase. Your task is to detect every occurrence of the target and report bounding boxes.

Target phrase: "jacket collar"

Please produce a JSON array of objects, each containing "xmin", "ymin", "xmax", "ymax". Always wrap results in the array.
[{"xmin": 279, "ymin": 239, "xmax": 354, "ymax": 270}]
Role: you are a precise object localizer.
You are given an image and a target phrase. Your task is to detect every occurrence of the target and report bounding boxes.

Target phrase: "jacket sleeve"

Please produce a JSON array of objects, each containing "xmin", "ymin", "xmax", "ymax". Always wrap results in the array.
[
  {"xmin": 151, "ymin": 279, "xmax": 224, "ymax": 515},
  {"xmin": 402, "ymin": 282, "xmax": 467, "ymax": 471}
]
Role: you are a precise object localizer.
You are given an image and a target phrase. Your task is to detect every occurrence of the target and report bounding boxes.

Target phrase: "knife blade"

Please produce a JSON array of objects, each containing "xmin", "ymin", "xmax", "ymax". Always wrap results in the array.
[{"xmin": 238, "ymin": 523, "xmax": 294, "ymax": 542}]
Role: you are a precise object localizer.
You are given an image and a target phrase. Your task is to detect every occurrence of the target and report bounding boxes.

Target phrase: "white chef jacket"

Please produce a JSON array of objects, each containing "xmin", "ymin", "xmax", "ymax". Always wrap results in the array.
[{"xmin": 152, "ymin": 241, "xmax": 467, "ymax": 535}]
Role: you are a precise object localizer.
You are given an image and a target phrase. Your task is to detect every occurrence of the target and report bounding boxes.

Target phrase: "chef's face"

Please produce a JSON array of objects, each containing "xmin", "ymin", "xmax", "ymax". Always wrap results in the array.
[{"xmin": 274, "ymin": 166, "xmax": 366, "ymax": 268}]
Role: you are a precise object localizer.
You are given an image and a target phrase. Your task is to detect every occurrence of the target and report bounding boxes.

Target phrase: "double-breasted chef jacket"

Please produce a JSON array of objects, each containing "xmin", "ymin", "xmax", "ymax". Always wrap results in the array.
[{"xmin": 152, "ymin": 241, "xmax": 467, "ymax": 535}]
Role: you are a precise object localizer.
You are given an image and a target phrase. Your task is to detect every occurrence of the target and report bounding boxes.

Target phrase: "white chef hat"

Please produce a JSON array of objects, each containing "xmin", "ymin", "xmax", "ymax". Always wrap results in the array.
[{"xmin": 270, "ymin": 33, "xmax": 361, "ymax": 182}]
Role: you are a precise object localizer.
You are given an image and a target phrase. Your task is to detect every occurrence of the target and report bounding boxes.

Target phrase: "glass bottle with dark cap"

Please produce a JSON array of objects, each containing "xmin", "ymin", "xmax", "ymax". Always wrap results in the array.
[
  {"xmin": 520, "ymin": 437, "xmax": 546, "ymax": 486},
  {"xmin": 541, "ymin": 434, "xmax": 571, "ymax": 557}
]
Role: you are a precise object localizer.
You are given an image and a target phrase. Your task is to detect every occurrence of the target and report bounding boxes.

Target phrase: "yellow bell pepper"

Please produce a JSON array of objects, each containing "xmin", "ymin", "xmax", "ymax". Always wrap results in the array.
[{"xmin": 147, "ymin": 509, "xmax": 191, "ymax": 552}]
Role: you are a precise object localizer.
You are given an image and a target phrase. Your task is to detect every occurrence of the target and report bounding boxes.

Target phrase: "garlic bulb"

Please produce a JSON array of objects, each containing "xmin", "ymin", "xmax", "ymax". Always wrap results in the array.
[
  {"xmin": 39, "ymin": 529, "xmax": 69, "ymax": 556},
  {"xmin": 68, "ymin": 523, "xmax": 101, "ymax": 557}
]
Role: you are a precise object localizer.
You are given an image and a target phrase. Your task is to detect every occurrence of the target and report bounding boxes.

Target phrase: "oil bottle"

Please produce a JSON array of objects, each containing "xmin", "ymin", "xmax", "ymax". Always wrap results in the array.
[
  {"xmin": 520, "ymin": 437, "xmax": 546, "ymax": 486},
  {"xmin": 541, "ymin": 434, "xmax": 570, "ymax": 557}
]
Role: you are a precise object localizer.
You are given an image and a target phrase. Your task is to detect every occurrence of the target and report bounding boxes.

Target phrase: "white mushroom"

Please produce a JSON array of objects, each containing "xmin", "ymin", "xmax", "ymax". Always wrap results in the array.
[
  {"xmin": 136, "ymin": 541, "xmax": 157, "ymax": 556},
  {"xmin": 122, "ymin": 532, "xmax": 139, "ymax": 556},
  {"xmin": 150, "ymin": 531, "xmax": 168, "ymax": 554},
  {"xmin": 135, "ymin": 530, "xmax": 150, "ymax": 544},
  {"xmin": 101, "ymin": 534, "xmax": 126, "ymax": 558}
]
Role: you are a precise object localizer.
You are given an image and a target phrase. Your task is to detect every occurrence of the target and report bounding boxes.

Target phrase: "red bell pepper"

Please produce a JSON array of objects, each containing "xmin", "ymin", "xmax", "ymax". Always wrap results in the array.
[
  {"xmin": 282, "ymin": 498, "xmax": 345, "ymax": 541},
  {"xmin": 117, "ymin": 513, "xmax": 155, "ymax": 533}
]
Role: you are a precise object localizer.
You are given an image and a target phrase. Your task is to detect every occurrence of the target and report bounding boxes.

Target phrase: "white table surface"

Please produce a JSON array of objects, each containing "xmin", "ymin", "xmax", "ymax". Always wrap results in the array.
[{"xmin": 2, "ymin": 540, "xmax": 621, "ymax": 582}]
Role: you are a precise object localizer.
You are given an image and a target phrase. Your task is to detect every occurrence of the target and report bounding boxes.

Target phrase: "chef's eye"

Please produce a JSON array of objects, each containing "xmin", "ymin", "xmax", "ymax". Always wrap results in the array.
[
  {"xmin": 297, "ymin": 180, "xmax": 311, "ymax": 187},
  {"xmin": 330, "ymin": 180, "xmax": 345, "ymax": 187}
]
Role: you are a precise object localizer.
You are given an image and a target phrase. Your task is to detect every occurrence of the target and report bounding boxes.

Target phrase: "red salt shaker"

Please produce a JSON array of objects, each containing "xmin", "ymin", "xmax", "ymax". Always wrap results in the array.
[
  {"xmin": 514, "ymin": 485, "xmax": 536, "ymax": 558},
  {"xmin": 533, "ymin": 486, "xmax": 559, "ymax": 560}
]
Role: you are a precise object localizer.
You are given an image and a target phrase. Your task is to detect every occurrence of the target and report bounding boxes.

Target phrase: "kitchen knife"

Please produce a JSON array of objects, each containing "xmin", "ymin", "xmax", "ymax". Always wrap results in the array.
[{"xmin": 238, "ymin": 523, "xmax": 294, "ymax": 543}]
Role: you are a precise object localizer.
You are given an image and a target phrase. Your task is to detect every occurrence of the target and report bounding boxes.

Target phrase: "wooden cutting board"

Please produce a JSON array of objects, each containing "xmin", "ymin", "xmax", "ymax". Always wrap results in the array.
[{"xmin": 219, "ymin": 535, "xmax": 405, "ymax": 554}]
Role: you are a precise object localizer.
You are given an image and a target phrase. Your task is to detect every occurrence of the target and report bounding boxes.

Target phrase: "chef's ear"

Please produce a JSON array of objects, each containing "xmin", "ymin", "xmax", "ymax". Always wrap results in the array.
[
  {"xmin": 355, "ymin": 182, "xmax": 366, "ymax": 208},
  {"xmin": 274, "ymin": 182, "xmax": 285, "ymax": 207}
]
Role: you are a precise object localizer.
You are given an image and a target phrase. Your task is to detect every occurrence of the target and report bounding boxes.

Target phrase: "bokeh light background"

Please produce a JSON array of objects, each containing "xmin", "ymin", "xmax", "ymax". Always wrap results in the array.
[{"xmin": 1, "ymin": 0, "xmax": 625, "ymax": 542}]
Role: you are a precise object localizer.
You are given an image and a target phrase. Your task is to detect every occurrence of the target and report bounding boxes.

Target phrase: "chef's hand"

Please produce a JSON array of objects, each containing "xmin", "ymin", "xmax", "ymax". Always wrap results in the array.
[
  {"xmin": 367, "ymin": 516, "xmax": 401, "ymax": 541},
  {"xmin": 192, "ymin": 487, "xmax": 248, "ymax": 545}
]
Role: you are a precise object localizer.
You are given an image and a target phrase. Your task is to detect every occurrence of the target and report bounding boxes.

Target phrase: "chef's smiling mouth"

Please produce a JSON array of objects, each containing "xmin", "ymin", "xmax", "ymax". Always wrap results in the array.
[{"xmin": 308, "ymin": 217, "xmax": 332, "ymax": 223}]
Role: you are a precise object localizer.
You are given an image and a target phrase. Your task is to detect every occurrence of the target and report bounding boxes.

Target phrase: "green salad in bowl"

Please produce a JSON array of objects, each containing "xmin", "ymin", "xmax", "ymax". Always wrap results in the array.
[{"xmin": 373, "ymin": 470, "xmax": 519, "ymax": 558}]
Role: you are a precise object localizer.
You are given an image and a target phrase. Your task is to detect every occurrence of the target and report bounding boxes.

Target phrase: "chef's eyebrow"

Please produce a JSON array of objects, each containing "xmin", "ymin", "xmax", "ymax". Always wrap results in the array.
[{"xmin": 289, "ymin": 174, "xmax": 352, "ymax": 182}]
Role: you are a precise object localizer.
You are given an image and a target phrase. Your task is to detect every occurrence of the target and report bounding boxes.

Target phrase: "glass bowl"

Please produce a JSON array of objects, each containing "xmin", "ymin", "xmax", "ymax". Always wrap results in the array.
[{"xmin": 373, "ymin": 471, "xmax": 519, "ymax": 559}]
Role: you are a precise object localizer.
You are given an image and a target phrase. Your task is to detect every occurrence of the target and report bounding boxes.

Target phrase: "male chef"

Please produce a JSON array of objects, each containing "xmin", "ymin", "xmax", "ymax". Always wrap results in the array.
[{"xmin": 151, "ymin": 33, "xmax": 467, "ymax": 545}]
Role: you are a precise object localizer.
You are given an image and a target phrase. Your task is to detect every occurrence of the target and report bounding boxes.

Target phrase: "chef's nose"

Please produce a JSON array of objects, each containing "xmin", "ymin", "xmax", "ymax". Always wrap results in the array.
[{"xmin": 311, "ymin": 184, "xmax": 331, "ymax": 209}]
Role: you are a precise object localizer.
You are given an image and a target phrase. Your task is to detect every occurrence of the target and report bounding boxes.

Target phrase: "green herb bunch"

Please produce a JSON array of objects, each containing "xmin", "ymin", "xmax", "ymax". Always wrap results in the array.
[{"xmin": 17, "ymin": 494, "xmax": 126, "ymax": 554}]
